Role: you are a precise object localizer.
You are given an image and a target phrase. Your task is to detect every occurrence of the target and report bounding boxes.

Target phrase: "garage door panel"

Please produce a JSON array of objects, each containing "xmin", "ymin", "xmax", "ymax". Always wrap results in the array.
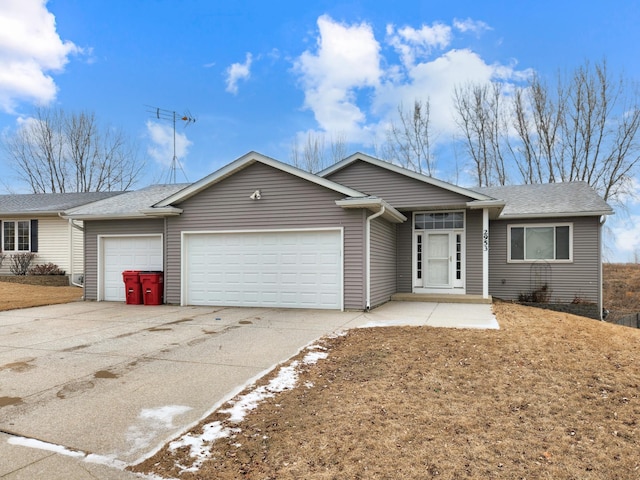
[
  {"xmin": 185, "ymin": 230, "xmax": 341, "ymax": 309},
  {"xmin": 102, "ymin": 236, "xmax": 162, "ymax": 302}
]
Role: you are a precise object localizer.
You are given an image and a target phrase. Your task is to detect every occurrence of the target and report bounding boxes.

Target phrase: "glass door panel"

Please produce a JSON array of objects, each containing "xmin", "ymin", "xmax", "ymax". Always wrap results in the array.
[{"xmin": 426, "ymin": 233, "xmax": 450, "ymax": 286}]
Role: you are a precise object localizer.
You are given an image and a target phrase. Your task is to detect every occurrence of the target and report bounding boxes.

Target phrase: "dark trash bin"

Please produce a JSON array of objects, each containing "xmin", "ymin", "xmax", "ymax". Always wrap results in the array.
[
  {"xmin": 122, "ymin": 270, "xmax": 143, "ymax": 305},
  {"xmin": 139, "ymin": 271, "xmax": 164, "ymax": 305}
]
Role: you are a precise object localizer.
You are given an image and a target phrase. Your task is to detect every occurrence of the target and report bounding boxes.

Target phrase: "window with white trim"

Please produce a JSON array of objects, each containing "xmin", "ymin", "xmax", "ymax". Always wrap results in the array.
[
  {"xmin": 508, "ymin": 223, "xmax": 572, "ymax": 262},
  {"xmin": 2, "ymin": 220, "xmax": 31, "ymax": 252}
]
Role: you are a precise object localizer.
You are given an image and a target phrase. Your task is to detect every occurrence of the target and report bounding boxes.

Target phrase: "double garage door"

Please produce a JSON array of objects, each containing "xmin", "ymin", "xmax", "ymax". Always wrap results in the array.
[{"xmin": 184, "ymin": 230, "xmax": 342, "ymax": 309}]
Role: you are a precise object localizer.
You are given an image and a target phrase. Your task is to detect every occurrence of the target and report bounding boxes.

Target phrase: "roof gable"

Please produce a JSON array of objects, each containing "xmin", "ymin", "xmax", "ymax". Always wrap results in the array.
[
  {"xmin": 320, "ymin": 153, "xmax": 494, "ymax": 203},
  {"xmin": 155, "ymin": 151, "xmax": 366, "ymax": 208}
]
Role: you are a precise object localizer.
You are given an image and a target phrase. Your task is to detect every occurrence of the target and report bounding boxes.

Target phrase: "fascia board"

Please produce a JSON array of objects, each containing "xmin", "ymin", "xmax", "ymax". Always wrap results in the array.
[
  {"xmin": 498, "ymin": 210, "xmax": 614, "ymax": 219},
  {"xmin": 335, "ymin": 197, "xmax": 407, "ymax": 223}
]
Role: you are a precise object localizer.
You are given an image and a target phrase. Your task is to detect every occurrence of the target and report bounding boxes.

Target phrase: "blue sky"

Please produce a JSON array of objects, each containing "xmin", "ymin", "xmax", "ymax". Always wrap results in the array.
[{"xmin": 1, "ymin": 0, "xmax": 640, "ymax": 261}]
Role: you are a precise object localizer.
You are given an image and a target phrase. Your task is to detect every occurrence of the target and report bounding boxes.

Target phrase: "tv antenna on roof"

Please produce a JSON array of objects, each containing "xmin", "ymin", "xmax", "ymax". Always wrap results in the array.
[{"xmin": 145, "ymin": 105, "xmax": 196, "ymax": 184}]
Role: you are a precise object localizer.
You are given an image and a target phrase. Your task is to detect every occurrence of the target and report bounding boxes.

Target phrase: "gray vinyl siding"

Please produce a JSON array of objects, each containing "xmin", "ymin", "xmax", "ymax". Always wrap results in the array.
[
  {"xmin": 325, "ymin": 160, "xmax": 473, "ymax": 208},
  {"xmin": 370, "ymin": 216, "xmax": 396, "ymax": 307},
  {"xmin": 83, "ymin": 219, "xmax": 165, "ymax": 301},
  {"xmin": 166, "ymin": 162, "xmax": 366, "ymax": 309},
  {"xmin": 396, "ymin": 217, "xmax": 412, "ymax": 292},
  {"xmin": 488, "ymin": 216, "xmax": 602, "ymax": 304},
  {"xmin": 465, "ymin": 210, "xmax": 483, "ymax": 295}
]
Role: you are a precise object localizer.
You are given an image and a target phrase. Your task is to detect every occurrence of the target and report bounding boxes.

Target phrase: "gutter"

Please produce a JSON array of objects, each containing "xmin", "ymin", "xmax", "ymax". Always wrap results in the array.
[
  {"xmin": 365, "ymin": 205, "xmax": 386, "ymax": 311},
  {"xmin": 59, "ymin": 213, "xmax": 84, "ymax": 288}
]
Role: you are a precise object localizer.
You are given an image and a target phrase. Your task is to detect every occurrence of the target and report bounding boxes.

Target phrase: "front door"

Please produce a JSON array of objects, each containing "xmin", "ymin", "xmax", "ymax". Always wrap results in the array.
[{"xmin": 413, "ymin": 212, "xmax": 465, "ymax": 293}]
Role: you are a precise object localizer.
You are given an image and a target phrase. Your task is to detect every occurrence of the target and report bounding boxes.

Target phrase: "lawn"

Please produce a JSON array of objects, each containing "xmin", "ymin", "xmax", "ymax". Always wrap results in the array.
[
  {"xmin": 0, "ymin": 282, "xmax": 82, "ymax": 311},
  {"xmin": 131, "ymin": 303, "xmax": 640, "ymax": 479}
]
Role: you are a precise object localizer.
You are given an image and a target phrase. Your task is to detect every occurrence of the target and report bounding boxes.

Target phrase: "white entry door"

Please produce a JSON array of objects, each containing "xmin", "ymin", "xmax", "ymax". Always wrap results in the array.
[{"xmin": 414, "ymin": 231, "xmax": 464, "ymax": 291}]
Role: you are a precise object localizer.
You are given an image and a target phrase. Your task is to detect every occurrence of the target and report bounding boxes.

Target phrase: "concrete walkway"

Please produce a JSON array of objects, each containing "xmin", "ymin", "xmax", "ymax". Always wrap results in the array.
[{"xmin": 0, "ymin": 301, "xmax": 497, "ymax": 479}]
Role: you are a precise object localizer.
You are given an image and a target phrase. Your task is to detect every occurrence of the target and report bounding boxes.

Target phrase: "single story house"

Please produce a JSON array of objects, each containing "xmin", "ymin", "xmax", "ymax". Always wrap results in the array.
[
  {"xmin": 0, "ymin": 192, "xmax": 122, "ymax": 284},
  {"xmin": 64, "ymin": 152, "xmax": 613, "ymax": 316}
]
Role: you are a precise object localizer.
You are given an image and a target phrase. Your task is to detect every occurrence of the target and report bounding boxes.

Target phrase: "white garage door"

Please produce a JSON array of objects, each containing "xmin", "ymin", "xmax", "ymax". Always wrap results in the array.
[
  {"xmin": 101, "ymin": 235, "xmax": 163, "ymax": 301},
  {"xmin": 184, "ymin": 230, "xmax": 342, "ymax": 309}
]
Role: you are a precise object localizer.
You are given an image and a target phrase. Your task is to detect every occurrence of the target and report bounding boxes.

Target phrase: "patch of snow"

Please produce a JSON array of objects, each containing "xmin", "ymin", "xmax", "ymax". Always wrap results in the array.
[
  {"xmin": 8, "ymin": 436, "xmax": 85, "ymax": 458},
  {"xmin": 303, "ymin": 350, "xmax": 328, "ymax": 364},
  {"xmin": 126, "ymin": 405, "xmax": 192, "ymax": 455},
  {"xmin": 7, "ymin": 436, "xmax": 129, "ymax": 472}
]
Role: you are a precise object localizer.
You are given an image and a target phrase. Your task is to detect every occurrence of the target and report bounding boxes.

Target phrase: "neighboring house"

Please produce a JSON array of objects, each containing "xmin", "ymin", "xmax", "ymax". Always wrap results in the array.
[
  {"xmin": 0, "ymin": 192, "xmax": 122, "ymax": 284},
  {"xmin": 64, "ymin": 152, "xmax": 613, "ymax": 316}
]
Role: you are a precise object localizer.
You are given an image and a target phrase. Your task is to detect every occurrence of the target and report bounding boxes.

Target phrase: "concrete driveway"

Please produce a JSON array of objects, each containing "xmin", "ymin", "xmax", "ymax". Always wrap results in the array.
[{"xmin": 0, "ymin": 301, "xmax": 497, "ymax": 479}]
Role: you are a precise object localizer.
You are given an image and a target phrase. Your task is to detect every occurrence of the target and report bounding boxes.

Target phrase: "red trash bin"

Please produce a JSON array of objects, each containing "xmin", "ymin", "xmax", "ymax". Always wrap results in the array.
[
  {"xmin": 122, "ymin": 270, "xmax": 143, "ymax": 305},
  {"xmin": 139, "ymin": 271, "xmax": 164, "ymax": 305}
]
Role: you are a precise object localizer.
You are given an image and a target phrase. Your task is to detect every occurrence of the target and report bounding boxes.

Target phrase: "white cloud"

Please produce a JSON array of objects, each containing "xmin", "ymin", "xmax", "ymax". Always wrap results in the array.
[
  {"xmin": 293, "ymin": 15, "xmax": 382, "ymax": 140},
  {"xmin": 611, "ymin": 216, "xmax": 640, "ymax": 262},
  {"xmin": 293, "ymin": 16, "xmax": 530, "ymax": 146},
  {"xmin": 453, "ymin": 18, "xmax": 492, "ymax": 35},
  {"xmin": 387, "ymin": 23, "xmax": 452, "ymax": 68},
  {"xmin": 146, "ymin": 120, "xmax": 192, "ymax": 168},
  {"xmin": 225, "ymin": 53, "xmax": 253, "ymax": 94},
  {"xmin": 0, "ymin": 0, "xmax": 82, "ymax": 112}
]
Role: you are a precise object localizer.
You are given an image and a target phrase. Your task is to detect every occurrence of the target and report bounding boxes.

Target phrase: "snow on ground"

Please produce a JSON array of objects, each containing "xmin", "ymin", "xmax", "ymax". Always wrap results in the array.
[
  {"xmin": 167, "ymin": 346, "xmax": 329, "ymax": 474},
  {"xmin": 7, "ymin": 435, "xmax": 128, "ymax": 470},
  {"xmin": 3, "ymin": 342, "xmax": 331, "ymax": 479}
]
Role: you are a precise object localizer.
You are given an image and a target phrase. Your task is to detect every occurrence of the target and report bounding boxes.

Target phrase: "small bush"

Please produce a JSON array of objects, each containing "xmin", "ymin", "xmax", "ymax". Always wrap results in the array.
[
  {"xmin": 9, "ymin": 252, "xmax": 37, "ymax": 275},
  {"xmin": 28, "ymin": 262, "xmax": 66, "ymax": 276}
]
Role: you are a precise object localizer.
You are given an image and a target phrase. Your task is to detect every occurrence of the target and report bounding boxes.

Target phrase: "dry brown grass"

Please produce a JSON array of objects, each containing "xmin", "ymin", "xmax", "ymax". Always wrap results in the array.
[
  {"xmin": 132, "ymin": 302, "xmax": 640, "ymax": 480},
  {"xmin": 0, "ymin": 282, "xmax": 82, "ymax": 311},
  {"xmin": 603, "ymin": 263, "xmax": 640, "ymax": 320}
]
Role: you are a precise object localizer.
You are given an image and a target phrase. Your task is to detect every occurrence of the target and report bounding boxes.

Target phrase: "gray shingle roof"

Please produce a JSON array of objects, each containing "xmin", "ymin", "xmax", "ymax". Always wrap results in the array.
[
  {"xmin": 64, "ymin": 184, "xmax": 190, "ymax": 217},
  {"xmin": 0, "ymin": 191, "xmax": 123, "ymax": 215},
  {"xmin": 472, "ymin": 182, "xmax": 613, "ymax": 217}
]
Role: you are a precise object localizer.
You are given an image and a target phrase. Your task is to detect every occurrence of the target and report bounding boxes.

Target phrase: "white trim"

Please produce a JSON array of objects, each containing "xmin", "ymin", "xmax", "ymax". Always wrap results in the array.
[
  {"xmin": 97, "ymin": 234, "xmax": 163, "ymax": 301},
  {"xmin": 335, "ymin": 197, "xmax": 406, "ymax": 223},
  {"xmin": 365, "ymin": 206, "xmax": 386, "ymax": 310},
  {"xmin": 411, "ymin": 210, "xmax": 466, "ymax": 294},
  {"xmin": 180, "ymin": 227, "xmax": 344, "ymax": 310},
  {"xmin": 482, "ymin": 208, "xmax": 489, "ymax": 299},
  {"xmin": 507, "ymin": 222, "xmax": 573, "ymax": 263},
  {"xmin": 1, "ymin": 219, "xmax": 31, "ymax": 252}
]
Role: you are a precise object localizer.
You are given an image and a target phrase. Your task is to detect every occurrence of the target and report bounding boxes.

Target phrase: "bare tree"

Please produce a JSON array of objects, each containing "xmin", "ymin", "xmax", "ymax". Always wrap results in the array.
[
  {"xmin": 2, "ymin": 107, "xmax": 144, "ymax": 193},
  {"xmin": 290, "ymin": 131, "xmax": 347, "ymax": 173},
  {"xmin": 382, "ymin": 100, "xmax": 435, "ymax": 175},
  {"xmin": 453, "ymin": 59, "xmax": 640, "ymax": 205},
  {"xmin": 453, "ymin": 83, "xmax": 509, "ymax": 187}
]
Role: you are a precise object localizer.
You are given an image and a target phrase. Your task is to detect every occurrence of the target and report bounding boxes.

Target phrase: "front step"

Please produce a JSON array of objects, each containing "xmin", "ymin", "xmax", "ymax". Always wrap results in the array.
[{"xmin": 390, "ymin": 293, "xmax": 492, "ymax": 304}]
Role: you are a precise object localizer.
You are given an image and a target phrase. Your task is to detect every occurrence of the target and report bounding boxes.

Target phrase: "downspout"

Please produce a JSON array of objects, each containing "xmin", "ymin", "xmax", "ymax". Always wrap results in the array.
[
  {"xmin": 599, "ymin": 215, "xmax": 607, "ymax": 321},
  {"xmin": 60, "ymin": 213, "xmax": 85, "ymax": 288},
  {"xmin": 365, "ymin": 205, "xmax": 386, "ymax": 311}
]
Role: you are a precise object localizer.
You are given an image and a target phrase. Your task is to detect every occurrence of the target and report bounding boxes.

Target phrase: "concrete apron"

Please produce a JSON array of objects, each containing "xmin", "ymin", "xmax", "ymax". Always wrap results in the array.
[{"xmin": 0, "ymin": 301, "xmax": 497, "ymax": 478}]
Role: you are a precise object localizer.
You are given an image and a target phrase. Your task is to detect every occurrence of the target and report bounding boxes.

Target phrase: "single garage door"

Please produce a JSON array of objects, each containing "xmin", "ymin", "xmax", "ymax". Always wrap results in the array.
[
  {"xmin": 101, "ymin": 235, "xmax": 163, "ymax": 301},
  {"xmin": 184, "ymin": 230, "xmax": 342, "ymax": 309}
]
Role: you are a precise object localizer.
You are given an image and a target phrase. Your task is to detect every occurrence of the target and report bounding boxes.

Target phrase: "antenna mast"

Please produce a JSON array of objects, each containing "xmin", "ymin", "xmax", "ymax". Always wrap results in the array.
[{"xmin": 145, "ymin": 105, "xmax": 196, "ymax": 183}]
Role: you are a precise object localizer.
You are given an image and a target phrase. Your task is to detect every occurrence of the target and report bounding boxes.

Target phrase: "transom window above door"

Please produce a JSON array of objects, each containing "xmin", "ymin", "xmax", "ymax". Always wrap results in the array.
[{"xmin": 414, "ymin": 212, "xmax": 464, "ymax": 230}]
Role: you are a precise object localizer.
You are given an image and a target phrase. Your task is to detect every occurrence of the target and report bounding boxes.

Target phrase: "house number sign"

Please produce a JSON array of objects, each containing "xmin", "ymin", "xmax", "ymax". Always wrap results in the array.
[{"xmin": 483, "ymin": 229, "xmax": 489, "ymax": 251}]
